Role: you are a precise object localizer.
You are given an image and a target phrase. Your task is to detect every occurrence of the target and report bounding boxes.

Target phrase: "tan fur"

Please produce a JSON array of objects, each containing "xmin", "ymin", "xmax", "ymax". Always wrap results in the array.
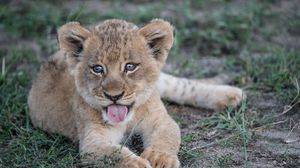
[
  {"xmin": 157, "ymin": 73, "xmax": 243, "ymax": 111},
  {"xmin": 28, "ymin": 19, "xmax": 243, "ymax": 168}
]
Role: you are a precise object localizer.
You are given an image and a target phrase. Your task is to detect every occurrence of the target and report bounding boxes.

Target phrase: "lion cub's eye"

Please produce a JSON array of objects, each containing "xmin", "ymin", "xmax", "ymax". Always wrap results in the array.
[
  {"xmin": 125, "ymin": 63, "xmax": 138, "ymax": 72},
  {"xmin": 92, "ymin": 65, "xmax": 104, "ymax": 74}
]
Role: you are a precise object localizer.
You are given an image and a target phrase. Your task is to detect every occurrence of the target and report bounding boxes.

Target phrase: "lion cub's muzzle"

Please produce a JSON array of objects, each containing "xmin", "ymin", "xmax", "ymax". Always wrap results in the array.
[
  {"xmin": 103, "ymin": 91, "xmax": 124, "ymax": 102},
  {"xmin": 102, "ymin": 91, "xmax": 135, "ymax": 124}
]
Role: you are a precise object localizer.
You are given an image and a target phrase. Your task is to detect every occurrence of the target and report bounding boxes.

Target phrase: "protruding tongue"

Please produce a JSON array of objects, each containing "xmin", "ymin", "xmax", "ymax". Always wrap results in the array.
[{"xmin": 107, "ymin": 104, "xmax": 128, "ymax": 123}]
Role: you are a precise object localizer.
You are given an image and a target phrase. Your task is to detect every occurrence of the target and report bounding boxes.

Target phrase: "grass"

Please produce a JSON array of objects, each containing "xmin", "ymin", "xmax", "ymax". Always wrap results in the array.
[
  {"xmin": 0, "ymin": 0, "xmax": 100, "ymax": 38},
  {"xmin": 0, "ymin": 48, "xmax": 79, "ymax": 167},
  {"xmin": 196, "ymin": 100, "xmax": 251, "ymax": 165},
  {"xmin": 243, "ymin": 48, "xmax": 300, "ymax": 101},
  {"xmin": 216, "ymin": 153, "xmax": 234, "ymax": 168},
  {"xmin": 0, "ymin": 0, "xmax": 300, "ymax": 167},
  {"xmin": 179, "ymin": 145, "xmax": 203, "ymax": 167}
]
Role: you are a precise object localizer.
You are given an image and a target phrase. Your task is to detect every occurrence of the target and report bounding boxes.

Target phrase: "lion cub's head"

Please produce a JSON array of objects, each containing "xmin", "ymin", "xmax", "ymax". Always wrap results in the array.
[{"xmin": 57, "ymin": 19, "xmax": 173, "ymax": 125}]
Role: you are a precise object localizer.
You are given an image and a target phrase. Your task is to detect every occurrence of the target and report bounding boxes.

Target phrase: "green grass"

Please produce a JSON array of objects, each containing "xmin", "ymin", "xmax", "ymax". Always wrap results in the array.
[
  {"xmin": 197, "ymin": 100, "xmax": 251, "ymax": 165},
  {"xmin": 0, "ymin": 1, "xmax": 99, "ymax": 38},
  {"xmin": 179, "ymin": 145, "xmax": 203, "ymax": 167},
  {"xmin": 216, "ymin": 153, "xmax": 235, "ymax": 168},
  {"xmin": 0, "ymin": 48, "xmax": 79, "ymax": 167},
  {"xmin": 243, "ymin": 48, "xmax": 300, "ymax": 101},
  {"xmin": 0, "ymin": 0, "xmax": 300, "ymax": 167}
]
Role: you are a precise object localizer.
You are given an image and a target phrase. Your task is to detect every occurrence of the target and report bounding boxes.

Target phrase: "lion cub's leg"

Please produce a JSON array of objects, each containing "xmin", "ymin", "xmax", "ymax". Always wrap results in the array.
[
  {"xmin": 78, "ymin": 125, "xmax": 151, "ymax": 168},
  {"xmin": 157, "ymin": 72, "xmax": 244, "ymax": 111},
  {"xmin": 74, "ymin": 96, "xmax": 151, "ymax": 168},
  {"xmin": 135, "ymin": 98, "xmax": 181, "ymax": 168}
]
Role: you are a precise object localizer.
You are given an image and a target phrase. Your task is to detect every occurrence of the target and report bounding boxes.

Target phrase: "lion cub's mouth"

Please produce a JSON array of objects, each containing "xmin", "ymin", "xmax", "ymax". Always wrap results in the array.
[{"xmin": 105, "ymin": 104, "xmax": 130, "ymax": 123}]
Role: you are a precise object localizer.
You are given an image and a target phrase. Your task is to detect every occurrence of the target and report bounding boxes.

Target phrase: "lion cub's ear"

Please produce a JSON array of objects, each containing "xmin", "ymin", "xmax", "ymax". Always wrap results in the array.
[
  {"xmin": 58, "ymin": 22, "xmax": 90, "ymax": 57},
  {"xmin": 139, "ymin": 19, "xmax": 174, "ymax": 68}
]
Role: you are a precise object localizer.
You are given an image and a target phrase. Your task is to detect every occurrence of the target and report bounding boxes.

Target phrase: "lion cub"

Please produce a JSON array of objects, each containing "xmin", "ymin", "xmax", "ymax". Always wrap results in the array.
[{"xmin": 28, "ymin": 19, "xmax": 243, "ymax": 168}]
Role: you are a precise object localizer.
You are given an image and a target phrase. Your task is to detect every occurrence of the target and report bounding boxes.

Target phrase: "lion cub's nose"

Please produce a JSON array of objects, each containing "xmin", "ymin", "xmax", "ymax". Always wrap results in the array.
[{"xmin": 104, "ymin": 92, "xmax": 124, "ymax": 102}]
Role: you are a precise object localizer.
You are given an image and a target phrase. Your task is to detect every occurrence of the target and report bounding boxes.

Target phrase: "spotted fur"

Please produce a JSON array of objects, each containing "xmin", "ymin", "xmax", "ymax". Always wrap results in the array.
[{"xmin": 158, "ymin": 73, "xmax": 243, "ymax": 110}]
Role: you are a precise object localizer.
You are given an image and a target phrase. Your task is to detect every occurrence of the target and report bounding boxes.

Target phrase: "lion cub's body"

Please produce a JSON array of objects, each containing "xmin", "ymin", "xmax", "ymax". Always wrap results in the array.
[{"xmin": 28, "ymin": 19, "xmax": 243, "ymax": 168}]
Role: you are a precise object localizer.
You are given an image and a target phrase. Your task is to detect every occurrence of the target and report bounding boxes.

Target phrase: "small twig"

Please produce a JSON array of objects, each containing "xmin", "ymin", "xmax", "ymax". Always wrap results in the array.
[
  {"xmin": 283, "ymin": 121, "xmax": 300, "ymax": 144},
  {"xmin": 189, "ymin": 134, "xmax": 238, "ymax": 151},
  {"xmin": 252, "ymin": 119, "xmax": 288, "ymax": 131},
  {"xmin": 276, "ymin": 78, "xmax": 300, "ymax": 117},
  {"xmin": 277, "ymin": 98, "xmax": 300, "ymax": 117},
  {"xmin": 284, "ymin": 138, "xmax": 300, "ymax": 144},
  {"xmin": 286, "ymin": 122, "xmax": 300, "ymax": 138}
]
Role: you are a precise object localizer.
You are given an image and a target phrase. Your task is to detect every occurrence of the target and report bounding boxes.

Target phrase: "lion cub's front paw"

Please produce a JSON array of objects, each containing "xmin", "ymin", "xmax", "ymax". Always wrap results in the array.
[
  {"xmin": 123, "ymin": 155, "xmax": 152, "ymax": 168},
  {"xmin": 213, "ymin": 86, "xmax": 244, "ymax": 110},
  {"xmin": 141, "ymin": 148, "xmax": 180, "ymax": 168}
]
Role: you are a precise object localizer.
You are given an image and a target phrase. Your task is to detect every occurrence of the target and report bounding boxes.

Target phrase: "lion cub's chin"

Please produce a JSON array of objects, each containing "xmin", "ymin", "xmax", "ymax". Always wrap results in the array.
[{"xmin": 102, "ymin": 107, "xmax": 134, "ymax": 125}]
